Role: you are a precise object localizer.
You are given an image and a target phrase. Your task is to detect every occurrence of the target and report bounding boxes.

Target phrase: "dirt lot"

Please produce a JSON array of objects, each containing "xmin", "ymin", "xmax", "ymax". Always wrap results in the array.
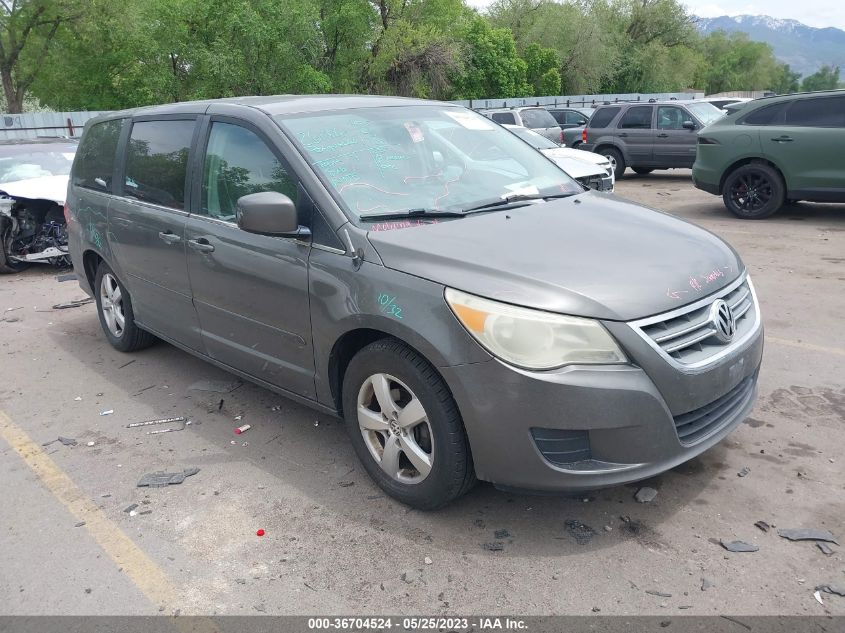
[{"xmin": 1, "ymin": 169, "xmax": 843, "ymax": 616}]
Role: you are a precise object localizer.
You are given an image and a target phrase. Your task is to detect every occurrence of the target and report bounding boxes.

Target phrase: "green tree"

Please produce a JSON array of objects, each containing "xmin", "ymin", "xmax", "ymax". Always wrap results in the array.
[
  {"xmin": 770, "ymin": 63, "xmax": 801, "ymax": 94},
  {"xmin": 695, "ymin": 31, "xmax": 782, "ymax": 94},
  {"xmin": 523, "ymin": 42, "xmax": 560, "ymax": 95},
  {"xmin": 801, "ymin": 65, "xmax": 840, "ymax": 91}
]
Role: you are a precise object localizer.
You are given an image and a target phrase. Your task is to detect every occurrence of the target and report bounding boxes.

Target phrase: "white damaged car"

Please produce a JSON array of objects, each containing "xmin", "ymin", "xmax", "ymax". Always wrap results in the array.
[
  {"xmin": 504, "ymin": 124, "xmax": 614, "ymax": 192},
  {"xmin": 0, "ymin": 138, "xmax": 76, "ymax": 273}
]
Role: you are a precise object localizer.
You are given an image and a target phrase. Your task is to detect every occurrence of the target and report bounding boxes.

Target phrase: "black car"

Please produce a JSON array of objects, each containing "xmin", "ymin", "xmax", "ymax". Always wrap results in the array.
[{"xmin": 547, "ymin": 107, "xmax": 594, "ymax": 130}]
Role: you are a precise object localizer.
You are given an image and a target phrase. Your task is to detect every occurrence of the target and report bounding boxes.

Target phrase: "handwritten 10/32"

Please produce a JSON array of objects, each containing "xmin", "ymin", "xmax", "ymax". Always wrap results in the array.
[{"xmin": 378, "ymin": 293, "xmax": 404, "ymax": 319}]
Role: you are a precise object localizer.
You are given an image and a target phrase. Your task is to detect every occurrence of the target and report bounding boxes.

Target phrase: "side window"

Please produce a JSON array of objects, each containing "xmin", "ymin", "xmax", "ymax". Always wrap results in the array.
[
  {"xmin": 491, "ymin": 112, "xmax": 516, "ymax": 125},
  {"xmin": 740, "ymin": 102, "xmax": 789, "ymax": 126},
  {"xmin": 588, "ymin": 107, "xmax": 621, "ymax": 128},
  {"xmin": 784, "ymin": 97, "xmax": 845, "ymax": 127},
  {"xmin": 73, "ymin": 119, "xmax": 122, "ymax": 192},
  {"xmin": 657, "ymin": 106, "xmax": 688, "ymax": 130},
  {"xmin": 124, "ymin": 120, "xmax": 194, "ymax": 209},
  {"xmin": 201, "ymin": 122, "xmax": 296, "ymax": 222},
  {"xmin": 549, "ymin": 111, "xmax": 565, "ymax": 124},
  {"xmin": 566, "ymin": 111, "xmax": 587, "ymax": 126},
  {"xmin": 520, "ymin": 108, "xmax": 557, "ymax": 129},
  {"xmin": 618, "ymin": 106, "xmax": 653, "ymax": 129}
]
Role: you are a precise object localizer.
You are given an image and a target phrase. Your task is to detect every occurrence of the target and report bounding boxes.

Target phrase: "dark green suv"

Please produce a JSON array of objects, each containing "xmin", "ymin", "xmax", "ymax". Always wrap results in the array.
[{"xmin": 692, "ymin": 90, "xmax": 845, "ymax": 219}]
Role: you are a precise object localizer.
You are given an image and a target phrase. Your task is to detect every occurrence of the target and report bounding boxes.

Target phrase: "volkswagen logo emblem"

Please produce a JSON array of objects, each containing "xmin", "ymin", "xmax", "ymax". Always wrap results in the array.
[{"xmin": 710, "ymin": 299, "xmax": 736, "ymax": 344}]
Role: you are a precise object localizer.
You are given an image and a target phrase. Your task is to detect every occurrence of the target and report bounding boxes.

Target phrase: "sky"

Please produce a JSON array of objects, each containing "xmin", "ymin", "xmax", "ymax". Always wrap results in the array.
[{"xmin": 465, "ymin": 0, "xmax": 845, "ymax": 31}]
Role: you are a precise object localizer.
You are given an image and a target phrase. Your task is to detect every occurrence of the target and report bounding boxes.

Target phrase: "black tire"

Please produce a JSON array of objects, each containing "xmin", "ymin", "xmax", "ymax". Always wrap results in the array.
[
  {"xmin": 94, "ymin": 262, "xmax": 156, "ymax": 352},
  {"xmin": 632, "ymin": 167, "xmax": 654, "ymax": 175},
  {"xmin": 0, "ymin": 220, "xmax": 31, "ymax": 274},
  {"xmin": 342, "ymin": 338, "xmax": 476, "ymax": 509},
  {"xmin": 600, "ymin": 147, "xmax": 625, "ymax": 179},
  {"xmin": 722, "ymin": 163, "xmax": 785, "ymax": 219}
]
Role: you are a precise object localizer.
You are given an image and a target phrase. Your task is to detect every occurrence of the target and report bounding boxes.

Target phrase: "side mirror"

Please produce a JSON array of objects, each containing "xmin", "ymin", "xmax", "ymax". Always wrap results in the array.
[
  {"xmin": 682, "ymin": 120, "xmax": 696, "ymax": 130},
  {"xmin": 236, "ymin": 191, "xmax": 310, "ymax": 238}
]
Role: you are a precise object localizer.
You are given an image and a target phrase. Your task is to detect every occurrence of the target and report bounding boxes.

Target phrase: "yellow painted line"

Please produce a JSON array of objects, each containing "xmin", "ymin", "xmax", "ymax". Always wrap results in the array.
[
  {"xmin": 0, "ymin": 409, "xmax": 179, "ymax": 612},
  {"xmin": 766, "ymin": 336, "xmax": 845, "ymax": 357}
]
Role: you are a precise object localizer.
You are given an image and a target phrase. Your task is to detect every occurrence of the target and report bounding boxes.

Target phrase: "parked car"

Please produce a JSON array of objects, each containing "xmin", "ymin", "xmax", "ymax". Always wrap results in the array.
[
  {"xmin": 504, "ymin": 124, "xmax": 614, "ymax": 192},
  {"xmin": 563, "ymin": 125, "xmax": 586, "ymax": 148},
  {"xmin": 481, "ymin": 107, "xmax": 563, "ymax": 142},
  {"xmin": 547, "ymin": 107, "xmax": 594, "ymax": 129},
  {"xmin": 698, "ymin": 97, "xmax": 752, "ymax": 111},
  {"xmin": 68, "ymin": 96, "xmax": 763, "ymax": 509},
  {"xmin": 0, "ymin": 138, "xmax": 77, "ymax": 273},
  {"xmin": 581, "ymin": 101, "xmax": 724, "ymax": 179},
  {"xmin": 693, "ymin": 89, "xmax": 845, "ymax": 219}
]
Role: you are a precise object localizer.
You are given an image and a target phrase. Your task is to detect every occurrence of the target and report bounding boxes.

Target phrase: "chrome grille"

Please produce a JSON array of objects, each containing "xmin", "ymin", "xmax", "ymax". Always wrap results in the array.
[
  {"xmin": 630, "ymin": 276, "xmax": 759, "ymax": 369},
  {"xmin": 674, "ymin": 373, "xmax": 757, "ymax": 445}
]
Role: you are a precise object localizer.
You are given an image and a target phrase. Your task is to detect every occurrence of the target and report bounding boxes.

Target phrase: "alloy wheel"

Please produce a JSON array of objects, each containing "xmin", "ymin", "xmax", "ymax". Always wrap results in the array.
[
  {"xmin": 729, "ymin": 172, "xmax": 773, "ymax": 212},
  {"xmin": 100, "ymin": 273, "xmax": 126, "ymax": 338},
  {"xmin": 356, "ymin": 373, "xmax": 434, "ymax": 484}
]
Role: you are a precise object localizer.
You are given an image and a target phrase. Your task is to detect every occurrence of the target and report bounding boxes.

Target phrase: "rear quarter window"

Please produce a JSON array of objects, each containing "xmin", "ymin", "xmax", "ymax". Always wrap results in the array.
[
  {"xmin": 739, "ymin": 102, "xmax": 789, "ymax": 126},
  {"xmin": 72, "ymin": 119, "xmax": 123, "ymax": 192},
  {"xmin": 588, "ymin": 107, "xmax": 621, "ymax": 128}
]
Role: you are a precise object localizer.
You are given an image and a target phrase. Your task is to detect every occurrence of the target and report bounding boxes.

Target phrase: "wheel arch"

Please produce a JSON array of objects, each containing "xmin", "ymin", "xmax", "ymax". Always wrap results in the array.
[
  {"xmin": 719, "ymin": 157, "xmax": 787, "ymax": 195},
  {"xmin": 82, "ymin": 249, "xmax": 103, "ymax": 291}
]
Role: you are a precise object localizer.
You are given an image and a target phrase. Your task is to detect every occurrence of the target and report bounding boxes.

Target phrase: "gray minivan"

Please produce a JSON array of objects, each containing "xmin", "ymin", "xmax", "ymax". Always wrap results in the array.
[{"xmin": 68, "ymin": 95, "xmax": 763, "ymax": 509}]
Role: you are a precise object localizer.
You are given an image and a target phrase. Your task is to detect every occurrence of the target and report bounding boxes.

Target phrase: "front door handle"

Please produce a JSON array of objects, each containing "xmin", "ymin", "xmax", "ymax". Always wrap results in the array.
[
  {"xmin": 187, "ymin": 238, "xmax": 215, "ymax": 253},
  {"xmin": 771, "ymin": 136, "xmax": 793, "ymax": 142},
  {"xmin": 656, "ymin": 133, "xmax": 669, "ymax": 138},
  {"xmin": 158, "ymin": 231, "xmax": 181, "ymax": 244},
  {"xmin": 617, "ymin": 132, "xmax": 628, "ymax": 137}
]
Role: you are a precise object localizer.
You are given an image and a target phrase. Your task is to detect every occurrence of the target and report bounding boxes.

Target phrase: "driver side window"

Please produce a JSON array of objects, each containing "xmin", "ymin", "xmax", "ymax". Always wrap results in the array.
[
  {"xmin": 201, "ymin": 122, "xmax": 296, "ymax": 221},
  {"xmin": 657, "ymin": 107, "xmax": 687, "ymax": 130}
]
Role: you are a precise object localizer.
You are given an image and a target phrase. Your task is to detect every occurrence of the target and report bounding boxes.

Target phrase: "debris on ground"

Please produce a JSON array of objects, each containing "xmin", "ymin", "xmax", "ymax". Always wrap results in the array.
[
  {"xmin": 123, "ymin": 504, "xmax": 138, "ymax": 514},
  {"xmin": 604, "ymin": 525, "xmax": 612, "ymax": 532},
  {"xmin": 814, "ymin": 591, "xmax": 824, "ymax": 605},
  {"xmin": 253, "ymin": 604, "xmax": 266, "ymax": 613},
  {"xmin": 564, "ymin": 519, "xmax": 596, "ymax": 545},
  {"xmin": 817, "ymin": 542, "xmax": 834, "ymax": 556},
  {"xmin": 646, "ymin": 590, "xmax": 672, "ymax": 597},
  {"xmin": 73, "ymin": 396, "xmax": 82, "ymax": 401},
  {"xmin": 74, "ymin": 521, "xmax": 86, "ymax": 528},
  {"xmin": 314, "ymin": 420, "xmax": 319, "ymax": 427},
  {"xmin": 256, "ymin": 529, "xmax": 265, "ymax": 537},
  {"xmin": 635, "ymin": 487, "xmax": 658, "ymax": 503},
  {"xmin": 777, "ymin": 528, "xmax": 838, "ymax": 544},
  {"xmin": 234, "ymin": 424, "xmax": 251, "ymax": 435},
  {"xmin": 424, "ymin": 556, "xmax": 433, "ymax": 565},
  {"xmin": 482, "ymin": 542, "xmax": 504, "ymax": 552},
  {"xmin": 701, "ymin": 578, "xmax": 715, "ymax": 591},
  {"xmin": 720, "ymin": 539, "xmax": 759, "ymax": 552},
  {"xmin": 401, "ymin": 569, "xmax": 421, "ymax": 583},
  {"xmin": 127, "ymin": 416, "xmax": 187, "ymax": 434},
  {"xmin": 52, "ymin": 297, "xmax": 94, "ymax": 309},
  {"xmin": 737, "ymin": 467, "xmax": 750, "ymax": 477},
  {"xmin": 754, "ymin": 521, "xmax": 771, "ymax": 533},
  {"xmin": 816, "ymin": 584, "xmax": 845, "ymax": 597},
  {"xmin": 86, "ymin": 441, "xmax": 95, "ymax": 447},
  {"xmin": 494, "ymin": 529, "xmax": 511, "ymax": 539},
  {"xmin": 337, "ymin": 481, "xmax": 354, "ymax": 487},
  {"xmin": 188, "ymin": 379, "xmax": 242, "ymax": 393},
  {"xmin": 41, "ymin": 436, "xmax": 78, "ymax": 447},
  {"xmin": 55, "ymin": 273, "xmax": 77, "ymax": 282},
  {"xmin": 137, "ymin": 467, "xmax": 200, "ymax": 488},
  {"xmin": 99, "ymin": 409, "xmax": 114, "ymax": 416}
]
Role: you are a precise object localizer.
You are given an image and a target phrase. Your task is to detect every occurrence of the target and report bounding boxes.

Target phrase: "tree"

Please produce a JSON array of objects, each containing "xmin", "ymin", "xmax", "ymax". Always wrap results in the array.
[
  {"xmin": 0, "ymin": 0, "xmax": 79, "ymax": 113},
  {"xmin": 695, "ymin": 31, "xmax": 782, "ymax": 94},
  {"xmin": 771, "ymin": 63, "xmax": 801, "ymax": 94},
  {"xmin": 523, "ymin": 42, "xmax": 560, "ymax": 96},
  {"xmin": 801, "ymin": 65, "xmax": 840, "ymax": 91}
]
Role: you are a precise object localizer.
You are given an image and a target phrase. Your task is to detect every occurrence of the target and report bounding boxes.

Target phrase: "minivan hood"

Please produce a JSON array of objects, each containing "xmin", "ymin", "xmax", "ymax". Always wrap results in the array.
[{"xmin": 366, "ymin": 191, "xmax": 742, "ymax": 321}]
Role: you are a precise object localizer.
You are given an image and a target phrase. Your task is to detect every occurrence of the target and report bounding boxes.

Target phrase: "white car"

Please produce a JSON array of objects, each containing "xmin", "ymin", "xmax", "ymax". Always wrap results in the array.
[{"xmin": 504, "ymin": 125, "xmax": 614, "ymax": 192}]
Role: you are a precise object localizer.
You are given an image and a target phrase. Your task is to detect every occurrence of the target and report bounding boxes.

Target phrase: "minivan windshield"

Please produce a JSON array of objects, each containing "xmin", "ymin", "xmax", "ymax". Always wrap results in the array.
[
  {"xmin": 686, "ymin": 102, "xmax": 724, "ymax": 126},
  {"xmin": 277, "ymin": 106, "xmax": 580, "ymax": 220}
]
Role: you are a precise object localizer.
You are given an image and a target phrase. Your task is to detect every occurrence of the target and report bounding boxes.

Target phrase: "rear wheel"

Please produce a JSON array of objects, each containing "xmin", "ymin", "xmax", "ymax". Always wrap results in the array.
[
  {"xmin": 342, "ymin": 338, "xmax": 475, "ymax": 509},
  {"xmin": 722, "ymin": 164, "xmax": 785, "ymax": 219},
  {"xmin": 600, "ymin": 147, "xmax": 625, "ymax": 179},
  {"xmin": 0, "ymin": 220, "xmax": 31, "ymax": 274},
  {"xmin": 94, "ymin": 262, "xmax": 156, "ymax": 352},
  {"xmin": 632, "ymin": 167, "xmax": 654, "ymax": 175}
]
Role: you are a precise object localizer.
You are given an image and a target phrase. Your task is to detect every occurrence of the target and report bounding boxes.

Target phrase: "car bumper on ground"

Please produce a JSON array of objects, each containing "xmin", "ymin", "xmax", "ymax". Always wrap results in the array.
[{"xmin": 441, "ymin": 320, "xmax": 763, "ymax": 493}]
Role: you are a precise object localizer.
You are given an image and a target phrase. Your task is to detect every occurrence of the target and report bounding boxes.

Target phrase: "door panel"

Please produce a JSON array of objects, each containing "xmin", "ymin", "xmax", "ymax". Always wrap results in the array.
[
  {"xmin": 761, "ymin": 96, "xmax": 845, "ymax": 193},
  {"xmin": 107, "ymin": 118, "xmax": 202, "ymax": 349},
  {"xmin": 186, "ymin": 119, "xmax": 315, "ymax": 397},
  {"xmin": 617, "ymin": 106, "xmax": 654, "ymax": 164},
  {"xmin": 653, "ymin": 106, "xmax": 698, "ymax": 167}
]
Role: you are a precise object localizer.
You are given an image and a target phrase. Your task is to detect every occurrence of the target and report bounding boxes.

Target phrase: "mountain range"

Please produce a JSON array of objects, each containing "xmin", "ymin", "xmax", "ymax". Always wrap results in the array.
[{"xmin": 696, "ymin": 15, "xmax": 845, "ymax": 76}]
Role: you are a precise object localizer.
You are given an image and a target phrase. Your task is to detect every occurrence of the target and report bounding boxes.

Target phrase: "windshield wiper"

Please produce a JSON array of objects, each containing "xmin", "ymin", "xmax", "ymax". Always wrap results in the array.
[
  {"xmin": 461, "ymin": 192, "xmax": 576, "ymax": 214},
  {"xmin": 359, "ymin": 208, "xmax": 466, "ymax": 221}
]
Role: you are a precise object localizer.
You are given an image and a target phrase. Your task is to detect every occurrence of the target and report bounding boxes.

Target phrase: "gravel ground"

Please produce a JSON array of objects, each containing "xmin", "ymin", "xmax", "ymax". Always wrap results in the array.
[{"xmin": 1, "ymin": 169, "xmax": 843, "ymax": 616}]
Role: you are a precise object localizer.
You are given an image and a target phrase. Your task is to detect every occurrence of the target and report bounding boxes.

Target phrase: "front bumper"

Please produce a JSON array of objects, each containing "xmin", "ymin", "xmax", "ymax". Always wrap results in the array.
[{"xmin": 441, "ymin": 318, "xmax": 763, "ymax": 492}]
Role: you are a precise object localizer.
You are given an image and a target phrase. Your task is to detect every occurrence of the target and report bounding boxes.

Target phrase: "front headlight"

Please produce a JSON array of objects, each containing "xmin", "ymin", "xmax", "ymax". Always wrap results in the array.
[{"xmin": 445, "ymin": 288, "xmax": 627, "ymax": 370}]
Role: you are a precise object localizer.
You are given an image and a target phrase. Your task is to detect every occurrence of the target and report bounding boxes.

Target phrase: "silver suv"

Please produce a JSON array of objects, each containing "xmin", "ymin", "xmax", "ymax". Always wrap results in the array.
[
  {"xmin": 481, "ymin": 107, "xmax": 562, "ymax": 143},
  {"xmin": 581, "ymin": 101, "xmax": 724, "ymax": 178}
]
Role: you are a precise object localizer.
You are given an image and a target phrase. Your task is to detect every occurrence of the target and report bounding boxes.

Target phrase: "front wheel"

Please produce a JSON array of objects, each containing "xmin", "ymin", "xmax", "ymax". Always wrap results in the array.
[
  {"xmin": 722, "ymin": 164, "xmax": 785, "ymax": 219},
  {"xmin": 342, "ymin": 338, "xmax": 475, "ymax": 509},
  {"xmin": 0, "ymin": 221, "xmax": 31, "ymax": 274},
  {"xmin": 600, "ymin": 147, "xmax": 625, "ymax": 179},
  {"xmin": 94, "ymin": 262, "xmax": 156, "ymax": 352}
]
